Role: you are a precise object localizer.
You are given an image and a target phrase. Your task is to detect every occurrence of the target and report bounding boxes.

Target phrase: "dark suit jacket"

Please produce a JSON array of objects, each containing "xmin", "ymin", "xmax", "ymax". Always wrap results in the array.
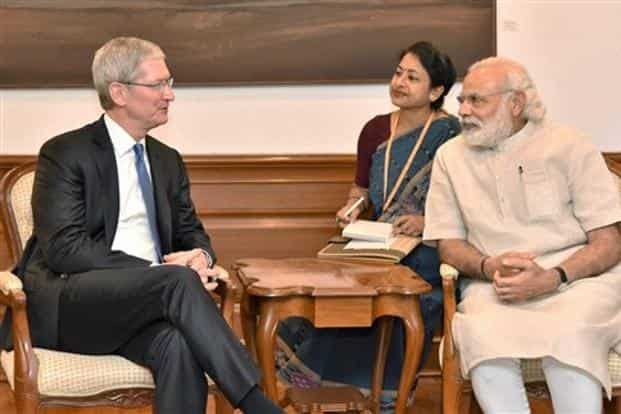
[{"xmin": 0, "ymin": 116, "xmax": 215, "ymax": 349}]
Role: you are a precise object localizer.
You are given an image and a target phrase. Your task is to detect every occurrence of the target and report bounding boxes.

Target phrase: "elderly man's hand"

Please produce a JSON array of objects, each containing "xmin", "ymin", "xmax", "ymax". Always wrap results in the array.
[
  {"xmin": 491, "ymin": 255, "xmax": 559, "ymax": 302},
  {"xmin": 484, "ymin": 251, "xmax": 536, "ymax": 279},
  {"xmin": 163, "ymin": 248, "xmax": 219, "ymax": 291}
]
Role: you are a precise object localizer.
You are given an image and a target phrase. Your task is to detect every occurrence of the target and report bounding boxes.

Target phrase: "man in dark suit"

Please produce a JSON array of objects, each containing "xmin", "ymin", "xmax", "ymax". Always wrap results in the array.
[{"xmin": 0, "ymin": 37, "xmax": 282, "ymax": 414}]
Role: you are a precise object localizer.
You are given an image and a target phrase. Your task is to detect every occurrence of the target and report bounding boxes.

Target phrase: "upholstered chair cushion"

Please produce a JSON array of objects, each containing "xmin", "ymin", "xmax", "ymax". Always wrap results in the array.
[
  {"xmin": 440, "ymin": 336, "xmax": 621, "ymax": 388},
  {"xmin": 521, "ymin": 351, "xmax": 621, "ymax": 386},
  {"xmin": 1, "ymin": 348, "xmax": 155, "ymax": 397},
  {"xmin": 0, "ymin": 348, "xmax": 216, "ymax": 397},
  {"xmin": 9, "ymin": 171, "xmax": 35, "ymax": 249},
  {"xmin": 0, "ymin": 347, "xmax": 215, "ymax": 397}
]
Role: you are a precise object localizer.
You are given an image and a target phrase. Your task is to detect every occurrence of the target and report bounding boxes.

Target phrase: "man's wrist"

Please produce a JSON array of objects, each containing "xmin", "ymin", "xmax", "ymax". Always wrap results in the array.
[
  {"xmin": 480, "ymin": 255, "xmax": 491, "ymax": 280},
  {"xmin": 552, "ymin": 266, "xmax": 569, "ymax": 290},
  {"xmin": 199, "ymin": 249, "xmax": 214, "ymax": 268}
]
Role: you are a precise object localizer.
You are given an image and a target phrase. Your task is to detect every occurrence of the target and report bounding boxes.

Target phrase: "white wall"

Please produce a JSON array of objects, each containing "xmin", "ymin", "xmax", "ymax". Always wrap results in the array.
[
  {"xmin": 496, "ymin": 0, "xmax": 621, "ymax": 152},
  {"xmin": 0, "ymin": 1, "xmax": 619, "ymax": 154}
]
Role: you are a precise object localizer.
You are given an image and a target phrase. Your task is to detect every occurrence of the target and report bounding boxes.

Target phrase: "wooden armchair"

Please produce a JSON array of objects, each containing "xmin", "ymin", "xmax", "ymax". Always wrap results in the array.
[
  {"xmin": 439, "ymin": 166, "xmax": 621, "ymax": 414},
  {"xmin": 0, "ymin": 161, "xmax": 234, "ymax": 414}
]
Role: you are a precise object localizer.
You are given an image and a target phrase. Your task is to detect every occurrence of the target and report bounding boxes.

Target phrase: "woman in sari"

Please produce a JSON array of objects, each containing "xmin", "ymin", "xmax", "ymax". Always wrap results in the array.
[{"xmin": 277, "ymin": 41, "xmax": 460, "ymax": 411}]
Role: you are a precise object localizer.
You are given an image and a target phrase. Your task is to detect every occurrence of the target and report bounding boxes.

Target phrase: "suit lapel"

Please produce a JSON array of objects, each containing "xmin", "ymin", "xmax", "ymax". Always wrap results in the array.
[
  {"xmin": 92, "ymin": 116, "xmax": 120, "ymax": 249},
  {"xmin": 145, "ymin": 137, "xmax": 172, "ymax": 254}
]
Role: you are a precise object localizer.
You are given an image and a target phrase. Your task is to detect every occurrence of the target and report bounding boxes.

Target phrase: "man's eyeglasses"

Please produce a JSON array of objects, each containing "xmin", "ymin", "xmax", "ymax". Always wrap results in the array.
[
  {"xmin": 456, "ymin": 89, "xmax": 515, "ymax": 108},
  {"xmin": 122, "ymin": 77, "xmax": 174, "ymax": 92}
]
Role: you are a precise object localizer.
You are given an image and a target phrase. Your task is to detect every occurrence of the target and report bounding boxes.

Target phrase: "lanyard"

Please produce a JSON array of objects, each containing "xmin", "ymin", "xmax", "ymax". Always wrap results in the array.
[{"xmin": 382, "ymin": 111, "xmax": 434, "ymax": 213}]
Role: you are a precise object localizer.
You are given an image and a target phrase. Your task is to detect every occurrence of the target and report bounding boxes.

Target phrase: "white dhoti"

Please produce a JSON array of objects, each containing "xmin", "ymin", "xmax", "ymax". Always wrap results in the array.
[{"xmin": 454, "ymin": 266, "xmax": 621, "ymax": 398}]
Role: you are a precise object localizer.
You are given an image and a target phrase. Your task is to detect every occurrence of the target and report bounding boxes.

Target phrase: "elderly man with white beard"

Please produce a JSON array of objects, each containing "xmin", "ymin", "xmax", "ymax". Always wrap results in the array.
[{"xmin": 423, "ymin": 57, "xmax": 621, "ymax": 414}]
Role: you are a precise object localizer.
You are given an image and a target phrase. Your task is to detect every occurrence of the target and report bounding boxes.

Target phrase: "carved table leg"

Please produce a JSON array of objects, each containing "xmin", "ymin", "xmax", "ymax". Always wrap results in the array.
[
  {"xmin": 240, "ymin": 291, "xmax": 258, "ymax": 361},
  {"xmin": 255, "ymin": 301, "xmax": 280, "ymax": 403},
  {"xmin": 370, "ymin": 316, "xmax": 394, "ymax": 413},
  {"xmin": 395, "ymin": 299, "xmax": 424, "ymax": 414}
]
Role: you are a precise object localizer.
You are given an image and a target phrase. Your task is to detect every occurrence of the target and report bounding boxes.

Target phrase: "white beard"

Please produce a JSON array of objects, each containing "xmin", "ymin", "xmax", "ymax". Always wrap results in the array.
[{"xmin": 461, "ymin": 102, "xmax": 514, "ymax": 149}]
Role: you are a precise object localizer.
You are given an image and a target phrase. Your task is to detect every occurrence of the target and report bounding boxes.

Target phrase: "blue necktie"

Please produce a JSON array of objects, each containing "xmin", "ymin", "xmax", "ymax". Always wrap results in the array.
[{"xmin": 133, "ymin": 143, "xmax": 163, "ymax": 262}]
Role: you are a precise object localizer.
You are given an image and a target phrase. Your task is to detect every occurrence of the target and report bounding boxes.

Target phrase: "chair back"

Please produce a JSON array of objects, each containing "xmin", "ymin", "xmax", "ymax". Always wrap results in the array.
[{"xmin": 0, "ymin": 162, "xmax": 37, "ymax": 264}]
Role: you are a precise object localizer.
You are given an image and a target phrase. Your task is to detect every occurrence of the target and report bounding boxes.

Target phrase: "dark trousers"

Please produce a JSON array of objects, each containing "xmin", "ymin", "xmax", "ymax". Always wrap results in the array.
[{"xmin": 57, "ymin": 265, "xmax": 259, "ymax": 413}]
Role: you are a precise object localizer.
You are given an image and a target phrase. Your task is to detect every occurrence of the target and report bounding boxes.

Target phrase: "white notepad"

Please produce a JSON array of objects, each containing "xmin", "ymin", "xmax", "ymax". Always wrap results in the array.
[{"xmin": 342, "ymin": 220, "xmax": 394, "ymax": 244}]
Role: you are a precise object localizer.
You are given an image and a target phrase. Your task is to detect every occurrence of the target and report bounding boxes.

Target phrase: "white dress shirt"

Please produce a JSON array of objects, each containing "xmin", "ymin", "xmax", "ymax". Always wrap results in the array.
[{"xmin": 104, "ymin": 114, "xmax": 160, "ymax": 263}]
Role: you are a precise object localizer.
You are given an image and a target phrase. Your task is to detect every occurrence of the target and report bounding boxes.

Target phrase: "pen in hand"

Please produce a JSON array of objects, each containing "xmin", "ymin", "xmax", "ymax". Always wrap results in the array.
[{"xmin": 343, "ymin": 196, "xmax": 365, "ymax": 219}]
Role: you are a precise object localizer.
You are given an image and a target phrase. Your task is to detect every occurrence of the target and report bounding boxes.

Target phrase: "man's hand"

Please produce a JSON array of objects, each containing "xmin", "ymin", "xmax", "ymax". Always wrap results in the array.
[
  {"xmin": 392, "ymin": 215, "xmax": 424, "ymax": 236},
  {"xmin": 484, "ymin": 251, "xmax": 537, "ymax": 279},
  {"xmin": 163, "ymin": 248, "xmax": 219, "ymax": 290},
  {"xmin": 492, "ymin": 255, "xmax": 559, "ymax": 302}
]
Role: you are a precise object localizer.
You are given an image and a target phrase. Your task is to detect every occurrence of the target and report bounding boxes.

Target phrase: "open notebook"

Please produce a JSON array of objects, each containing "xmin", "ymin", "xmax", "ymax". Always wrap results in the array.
[{"xmin": 317, "ymin": 220, "xmax": 421, "ymax": 264}]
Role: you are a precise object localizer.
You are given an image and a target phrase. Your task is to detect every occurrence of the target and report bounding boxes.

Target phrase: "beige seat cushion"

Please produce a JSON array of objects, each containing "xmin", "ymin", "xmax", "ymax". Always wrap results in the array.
[
  {"xmin": 1, "ymin": 348, "xmax": 154, "ymax": 397},
  {"xmin": 439, "ymin": 337, "xmax": 621, "ymax": 387},
  {"xmin": 521, "ymin": 350, "xmax": 621, "ymax": 387}
]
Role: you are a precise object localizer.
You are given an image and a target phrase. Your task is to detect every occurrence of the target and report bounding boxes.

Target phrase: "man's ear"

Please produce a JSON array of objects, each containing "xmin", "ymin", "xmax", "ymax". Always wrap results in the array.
[
  {"xmin": 510, "ymin": 90, "xmax": 527, "ymax": 117},
  {"xmin": 108, "ymin": 82, "xmax": 128, "ymax": 107}
]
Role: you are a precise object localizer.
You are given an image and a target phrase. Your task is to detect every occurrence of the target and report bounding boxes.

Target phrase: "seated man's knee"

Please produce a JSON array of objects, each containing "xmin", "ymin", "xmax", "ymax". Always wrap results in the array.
[
  {"xmin": 471, "ymin": 358, "xmax": 522, "ymax": 384},
  {"xmin": 164, "ymin": 265, "xmax": 203, "ymax": 290}
]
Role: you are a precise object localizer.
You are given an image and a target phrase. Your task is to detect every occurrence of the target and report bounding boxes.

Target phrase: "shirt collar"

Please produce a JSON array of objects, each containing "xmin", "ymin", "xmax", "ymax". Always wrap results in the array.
[{"xmin": 104, "ymin": 114, "xmax": 146, "ymax": 157}]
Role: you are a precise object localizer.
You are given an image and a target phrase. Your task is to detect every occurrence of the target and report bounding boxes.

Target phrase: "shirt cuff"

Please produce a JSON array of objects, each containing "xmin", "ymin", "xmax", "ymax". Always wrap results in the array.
[{"xmin": 200, "ymin": 249, "xmax": 214, "ymax": 268}]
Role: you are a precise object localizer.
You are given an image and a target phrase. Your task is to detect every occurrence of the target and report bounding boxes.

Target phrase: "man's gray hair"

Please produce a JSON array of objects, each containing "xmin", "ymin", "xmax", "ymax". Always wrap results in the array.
[
  {"xmin": 92, "ymin": 37, "xmax": 165, "ymax": 110},
  {"xmin": 469, "ymin": 57, "xmax": 546, "ymax": 123}
]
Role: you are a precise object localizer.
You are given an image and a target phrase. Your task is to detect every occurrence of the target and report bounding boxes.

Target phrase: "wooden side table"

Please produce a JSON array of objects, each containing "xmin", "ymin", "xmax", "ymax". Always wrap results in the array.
[{"xmin": 235, "ymin": 258, "xmax": 431, "ymax": 413}]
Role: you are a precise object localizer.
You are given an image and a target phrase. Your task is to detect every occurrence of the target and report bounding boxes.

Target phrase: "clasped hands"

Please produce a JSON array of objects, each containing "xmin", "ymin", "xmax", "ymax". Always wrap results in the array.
[
  {"xmin": 484, "ymin": 251, "xmax": 560, "ymax": 302},
  {"xmin": 163, "ymin": 248, "xmax": 219, "ymax": 291}
]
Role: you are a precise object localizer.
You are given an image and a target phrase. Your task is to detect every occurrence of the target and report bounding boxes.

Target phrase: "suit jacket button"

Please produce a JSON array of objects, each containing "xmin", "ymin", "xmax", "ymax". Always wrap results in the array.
[{"xmin": 60, "ymin": 273, "xmax": 68, "ymax": 279}]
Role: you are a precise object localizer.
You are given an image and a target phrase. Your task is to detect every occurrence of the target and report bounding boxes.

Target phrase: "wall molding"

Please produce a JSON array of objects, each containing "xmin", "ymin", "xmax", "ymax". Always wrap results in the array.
[{"xmin": 2, "ymin": 152, "xmax": 620, "ymax": 269}]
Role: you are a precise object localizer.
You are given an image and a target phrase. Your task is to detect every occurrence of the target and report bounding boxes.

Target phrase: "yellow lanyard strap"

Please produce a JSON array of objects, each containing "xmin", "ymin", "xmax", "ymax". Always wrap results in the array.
[{"xmin": 382, "ymin": 111, "xmax": 434, "ymax": 214}]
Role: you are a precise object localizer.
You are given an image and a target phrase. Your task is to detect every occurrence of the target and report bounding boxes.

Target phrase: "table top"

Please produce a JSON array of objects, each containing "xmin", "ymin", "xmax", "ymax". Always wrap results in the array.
[{"xmin": 235, "ymin": 257, "xmax": 431, "ymax": 297}]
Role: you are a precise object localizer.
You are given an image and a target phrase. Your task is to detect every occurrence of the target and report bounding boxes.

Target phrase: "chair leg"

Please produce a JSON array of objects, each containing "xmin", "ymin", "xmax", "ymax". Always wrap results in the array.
[
  {"xmin": 442, "ymin": 362, "xmax": 467, "ymax": 414},
  {"xmin": 615, "ymin": 395, "xmax": 621, "ymax": 414},
  {"xmin": 214, "ymin": 388, "xmax": 234, "ymax": 414},
  {"xmin": 14, "ymin": 393, "xmax": 39, "ymax": 414}
]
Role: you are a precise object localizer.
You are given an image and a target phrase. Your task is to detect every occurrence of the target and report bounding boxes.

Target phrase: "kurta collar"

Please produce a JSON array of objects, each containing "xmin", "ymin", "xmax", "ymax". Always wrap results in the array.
[{"xmin": 495, "ymin": 120, "xmax": 540, "ymax": 153}]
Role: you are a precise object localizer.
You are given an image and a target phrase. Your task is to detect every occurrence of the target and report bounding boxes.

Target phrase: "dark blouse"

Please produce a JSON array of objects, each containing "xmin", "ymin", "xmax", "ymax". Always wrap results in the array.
[{"xmin": 354, "ymin": 114, "xmax": 391, "ymax": 188}]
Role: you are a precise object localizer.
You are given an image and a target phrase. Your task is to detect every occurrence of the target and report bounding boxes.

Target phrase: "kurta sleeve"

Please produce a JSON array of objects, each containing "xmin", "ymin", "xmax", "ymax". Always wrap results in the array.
[
  {"xmin": 566, "ymin": 132, "xmax": 621, "ymax": 231},
  {"xmin": 422, "ymin": 144, "xmax": 467, "ymax": 246}
]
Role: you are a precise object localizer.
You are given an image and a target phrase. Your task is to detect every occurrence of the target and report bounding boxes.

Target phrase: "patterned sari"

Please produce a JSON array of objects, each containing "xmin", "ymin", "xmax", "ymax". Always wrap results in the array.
[{"xmin": 276, "ymin": 115, "xmax": 460, "ymax": 412}]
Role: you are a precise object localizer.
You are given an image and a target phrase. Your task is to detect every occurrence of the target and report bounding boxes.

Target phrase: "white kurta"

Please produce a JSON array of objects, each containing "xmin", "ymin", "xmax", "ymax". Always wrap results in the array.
[{"xmin": 423, "ymin": 120, "xmax": 621, "ymax": 397}]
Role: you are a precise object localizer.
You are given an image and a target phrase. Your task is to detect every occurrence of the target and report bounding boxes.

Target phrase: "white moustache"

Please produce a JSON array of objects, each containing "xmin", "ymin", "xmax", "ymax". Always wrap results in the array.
[{"xmin": 461, "ymin": 118, "xmax": 482, "ymax": 129}]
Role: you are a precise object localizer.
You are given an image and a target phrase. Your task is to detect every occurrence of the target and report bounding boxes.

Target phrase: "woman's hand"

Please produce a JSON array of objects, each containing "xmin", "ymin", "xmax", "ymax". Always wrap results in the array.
[
  {"xmin": 336, "ymin": 198, "xmax": 365, "ymax": 228},
  {"xmin": 392, "ymin": 215, "xmax": 424, "ymax": 236}
]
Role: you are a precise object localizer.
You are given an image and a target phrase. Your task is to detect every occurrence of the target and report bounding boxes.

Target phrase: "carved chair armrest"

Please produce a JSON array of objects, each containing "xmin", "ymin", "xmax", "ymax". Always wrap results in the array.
[
  {"xmin": 0, "ymin": 271, "xmax": 23, "ymax": 302},
  {"xmin": 0, "ymin": 271, "xmax": 38, "ymax": 398},
  {"xmin": 212, "ymin": 265, "xmax": 237, "ymax": 328},
  {"xmin": 440, "ymin": 264, "xmax": 459, "ymax": 359}
]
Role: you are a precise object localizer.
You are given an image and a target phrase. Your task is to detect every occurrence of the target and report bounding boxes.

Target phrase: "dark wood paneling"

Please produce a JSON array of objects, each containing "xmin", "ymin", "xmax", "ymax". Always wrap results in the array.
[
  {"xmin": 0, "ymin": 154, "xmax": 355, "ymax": 271},
  {"xmin": 3, "ymin": 153, "xmax": 619, "ymax": 270},
  {"xmin": 605, "ymin": 152, "xmax": 621, "ymax": 176}
]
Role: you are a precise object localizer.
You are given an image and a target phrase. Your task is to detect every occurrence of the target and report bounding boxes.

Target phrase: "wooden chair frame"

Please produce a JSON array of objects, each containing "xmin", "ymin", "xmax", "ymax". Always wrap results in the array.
[
  {"xmin": 0, "ymin": 162, "xmax": 234, "ymax": 414},
  {"xmin": 440, "ymin": 166, "xmax": 621, "ymax": 414}
]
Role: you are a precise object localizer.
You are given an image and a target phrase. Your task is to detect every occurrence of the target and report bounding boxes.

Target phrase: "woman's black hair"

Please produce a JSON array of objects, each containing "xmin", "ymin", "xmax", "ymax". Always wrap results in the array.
[{"xmin": 399, "ymin": 41, "xmax": 456, "ymax": 110}]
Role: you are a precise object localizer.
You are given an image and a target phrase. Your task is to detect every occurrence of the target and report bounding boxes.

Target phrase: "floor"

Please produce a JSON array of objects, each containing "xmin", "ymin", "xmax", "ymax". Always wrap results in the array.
[{"xmin": 0, "ymin": 376, "xmax": 557, "ymax": 414}]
